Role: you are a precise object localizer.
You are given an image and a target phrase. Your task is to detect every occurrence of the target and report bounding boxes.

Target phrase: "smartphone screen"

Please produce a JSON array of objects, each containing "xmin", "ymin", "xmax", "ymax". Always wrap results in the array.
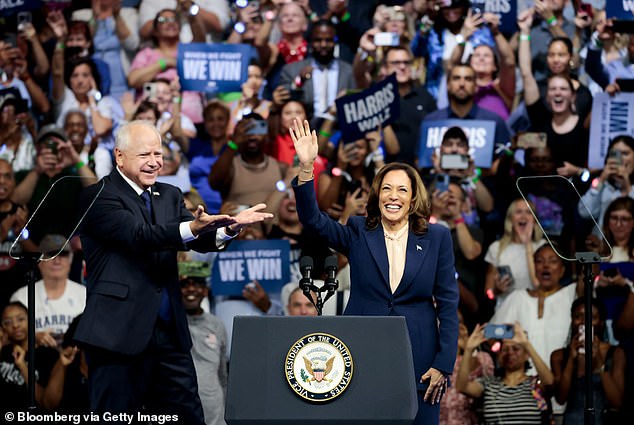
[
  {"xmin": 484, "ymin": 324, "xmax": 514, "ymax": 340},
  {"xmin": 435, "ymin": 174, "xmax": 449, "ymax": 193}
]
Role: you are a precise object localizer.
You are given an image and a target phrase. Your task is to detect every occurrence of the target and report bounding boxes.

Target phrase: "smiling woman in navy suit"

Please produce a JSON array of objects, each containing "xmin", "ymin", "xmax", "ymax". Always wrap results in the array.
[{"xmin": 290, "ymin": 118, "xmax": 459, "ymax": 425}]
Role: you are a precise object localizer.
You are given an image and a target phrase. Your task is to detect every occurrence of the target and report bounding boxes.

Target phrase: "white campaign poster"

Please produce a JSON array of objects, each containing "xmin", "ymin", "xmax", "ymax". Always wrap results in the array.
[{"xmin": 588, "ymin": 92, "xmax": 634, "ymax": 169}]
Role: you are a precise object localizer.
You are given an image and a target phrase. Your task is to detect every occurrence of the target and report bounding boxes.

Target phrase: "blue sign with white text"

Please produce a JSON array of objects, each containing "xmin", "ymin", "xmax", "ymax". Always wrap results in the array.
[
  {"xmin": 418, "ymin": 119, "xmax": 496, "ymax": 168},
  {"xmin": 607, "ymin": 0, "xmax": 634, "ymax": 20},
  {"xmin": 335, "ymin": 73, "xmax": 400, "ymax": 143},
  {"xmin": 472, "ymin": 0, "xmax": 518, "ymax": 34},
  {"xmin": 177, "ymin": 43, "xmax": 251, "ymax": 93},
  {"xmin": 211, "ymin": 240, "xmax": 290, "ymax": 296},
  {"xmin": 0, "ymin": 0, "xmax": 42, "ymax": 15}
]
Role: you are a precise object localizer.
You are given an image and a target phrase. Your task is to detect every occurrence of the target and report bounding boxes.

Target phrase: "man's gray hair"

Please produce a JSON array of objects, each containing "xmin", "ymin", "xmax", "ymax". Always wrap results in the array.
[{"xmin": 115, "ymin": 120, "xmax": 161, "ymax": 151}]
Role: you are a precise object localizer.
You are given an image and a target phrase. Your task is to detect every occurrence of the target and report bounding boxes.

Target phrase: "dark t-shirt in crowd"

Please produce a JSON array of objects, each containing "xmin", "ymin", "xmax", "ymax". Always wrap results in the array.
[
  {"xmin": 388, "ymin": 84, "xmax": 437, "ymax": 165},
  {"xmin": 526, "ymin": 99, "xmax": 589, "ymax": 169},
  {"xmin": 0, "ymin": 345, "xmax": 58, "ymax": 409},
  {"xmin": 537, "ymin": 79, "xmax": 593, "ymax": 121}
]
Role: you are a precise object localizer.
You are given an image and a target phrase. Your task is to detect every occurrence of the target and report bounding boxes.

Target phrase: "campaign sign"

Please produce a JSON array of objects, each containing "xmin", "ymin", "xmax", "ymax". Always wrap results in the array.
[
  {"xmin": 177, "ymin": 43, "xmax": 251, "ymax": 93},
  {"xmin": 211, "ymin": 240, "xmax": 290, "ymax": 296},
  {"xmin": 472, "ymin": 0, "xmax": 518, "ymax": 34},
  {"xmin": 418, "ymin": 119, "xmax": 497, "ymax": 168},
  {"xmin": 0, "ymin": 0, "xmax": 42, "ymax": 15},
  {"xmin": 606, "ymin": 0, "xmax": 634, "ymax": 20},
  {"xmin": 588, "ymin": 92, "xmax": 634, "ymax": 169},
  {"xmin": 335, "ymin": 73, "xmax": 400, "ymax": 143}
]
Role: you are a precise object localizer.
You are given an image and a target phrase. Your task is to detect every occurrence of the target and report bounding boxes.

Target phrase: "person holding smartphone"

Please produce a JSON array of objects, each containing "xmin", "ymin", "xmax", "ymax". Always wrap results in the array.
[
  {"xmin": 579, "ymin": 135, "xmax": 634, "ymax": 238},
  {"xmin": 430, "ymin": 179, "xmax": 482, "ymax": 319},
  {"xmin": 484, "ymin": 199, "xmax": 546, "ymax": 310},
  {"xmin": 550, "ymin": 297, "xmax": 625, "ymax": 425},
  {"xmin": 317, "ymin": 132, "xmax": 377, "ymax": 221},
  {"xmin": 430, "ymin": 126, "xmax": 494, "ymax": 224},
  {"xmin": 491, "ymin": 243, "xmax": 584, "ymax": 392},
  {"xmin": 456, "ymin": 321, "xmax": 555, "ymax": 425}
]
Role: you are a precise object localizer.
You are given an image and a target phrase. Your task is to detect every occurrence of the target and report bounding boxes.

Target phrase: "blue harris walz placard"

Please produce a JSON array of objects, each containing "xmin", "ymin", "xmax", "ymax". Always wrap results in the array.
[
  {"xmin": 471, "ymin": 0, "xmax": 518, "ymax": 34},
  {"xmin": 211, "ymin": 240, "xmax": 290, "ymax": 296},
  {"xmin": 418, "ymin": 119, "xmax": 497, "ymax": 168},
  {"xmin": 335, "ymin": 73, "xmax": 400, "ymax": 143},
  {"xmin": 177, "ymin": 43, "xmax": 251, "ymax": 93}
]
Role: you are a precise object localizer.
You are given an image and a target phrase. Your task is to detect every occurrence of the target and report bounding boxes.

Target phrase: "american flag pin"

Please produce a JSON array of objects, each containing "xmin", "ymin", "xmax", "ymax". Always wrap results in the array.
[{"xmin": 153, "ymin": 192, "xmax": 160, "ymax": 196}]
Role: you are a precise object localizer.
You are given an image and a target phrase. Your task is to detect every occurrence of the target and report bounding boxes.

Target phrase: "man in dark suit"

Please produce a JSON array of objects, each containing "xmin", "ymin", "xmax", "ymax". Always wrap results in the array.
[
  {"xmin": 279, "ymin": 20, "xmax": 356, "ymax": 122},
  {"xmin": 74, "ymin": 121, "xmax": 272, "ymax": 423}
]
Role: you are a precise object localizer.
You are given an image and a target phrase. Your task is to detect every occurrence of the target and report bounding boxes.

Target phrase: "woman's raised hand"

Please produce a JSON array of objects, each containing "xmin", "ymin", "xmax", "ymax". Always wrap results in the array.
[
  {"xmin": 289, "ymin": 118, "xmax": 318, "ymax": 167},
  {"xmin": 466, "ymin": 323, "xmax": 486, "ymax": 351}
]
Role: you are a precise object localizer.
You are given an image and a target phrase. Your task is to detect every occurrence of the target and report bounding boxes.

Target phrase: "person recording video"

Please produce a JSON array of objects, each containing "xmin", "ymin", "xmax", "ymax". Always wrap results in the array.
[{"xmin": 430, "ymin": 126, "xmax": 494, "ymax": 221}]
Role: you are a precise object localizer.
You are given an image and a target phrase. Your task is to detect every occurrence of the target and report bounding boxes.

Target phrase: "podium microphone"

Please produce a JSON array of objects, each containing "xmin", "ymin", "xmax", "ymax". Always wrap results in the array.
[
  {"xmin": 299, "ymin": 256, "xmax": 313, "ymax": 297},
  {"xmin": 323, "ymin": 255, "xmax": 339, "ymax": 303}
]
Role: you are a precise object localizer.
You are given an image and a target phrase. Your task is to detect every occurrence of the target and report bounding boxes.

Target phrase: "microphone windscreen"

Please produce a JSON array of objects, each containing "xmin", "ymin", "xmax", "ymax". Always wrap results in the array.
[
  {"xmin": 325, "ymin": 255, "xmax": 337, "ymax": 271},
  {"xmin": 300, "ymin": 256, "xmax": 313, "ymax": 270}
]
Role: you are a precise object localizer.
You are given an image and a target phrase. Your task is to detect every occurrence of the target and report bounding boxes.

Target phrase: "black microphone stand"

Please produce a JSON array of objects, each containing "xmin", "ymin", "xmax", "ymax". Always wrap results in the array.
[
  {"xmin": 576, "ymin": 251, "xmax": 601, "ymax": 425},
  {"xmin": 16, "ymin": 252, "xmax": 43, "ymax": 410},
  {"xmin": 298, "ymin": 256, "xmax": 339, "ymax": 316}
]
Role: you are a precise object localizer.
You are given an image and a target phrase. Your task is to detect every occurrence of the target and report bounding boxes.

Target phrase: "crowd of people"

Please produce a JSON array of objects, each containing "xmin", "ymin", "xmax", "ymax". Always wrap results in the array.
[{"xmin": 1, "ymin": 0, "xmax": 634, "ymax": 424}]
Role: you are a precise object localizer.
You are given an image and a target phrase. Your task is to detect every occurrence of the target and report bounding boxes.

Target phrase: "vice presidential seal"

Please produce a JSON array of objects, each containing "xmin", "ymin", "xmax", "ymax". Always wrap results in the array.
[{"xmin": 285, "ymin": 333, "xmax": 353, "ymax": 402}]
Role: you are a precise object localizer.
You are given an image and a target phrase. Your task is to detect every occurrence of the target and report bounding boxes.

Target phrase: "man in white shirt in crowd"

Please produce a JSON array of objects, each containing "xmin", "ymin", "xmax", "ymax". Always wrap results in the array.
[{"xmin": 10, "ymin": 234, "xmax": 86, "ymax": 348}]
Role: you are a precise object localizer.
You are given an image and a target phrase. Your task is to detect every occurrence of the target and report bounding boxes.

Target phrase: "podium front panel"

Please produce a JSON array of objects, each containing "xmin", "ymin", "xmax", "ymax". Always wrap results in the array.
[{"xmin": 226, "ymin": 316, "xmax": 417, "ymax": 425}]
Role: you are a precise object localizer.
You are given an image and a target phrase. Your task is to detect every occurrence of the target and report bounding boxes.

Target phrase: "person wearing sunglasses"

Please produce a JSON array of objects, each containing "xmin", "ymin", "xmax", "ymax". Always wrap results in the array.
[{"xmin": 128, "ymin": 8, "xmax": 206, "ymax": 124}]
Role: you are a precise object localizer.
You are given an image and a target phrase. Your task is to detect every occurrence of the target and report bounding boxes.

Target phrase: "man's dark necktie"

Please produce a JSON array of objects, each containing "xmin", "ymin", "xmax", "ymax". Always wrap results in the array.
[{"xmin": 141, "ymin": 190, "xmax": 172, "ymax": 323}]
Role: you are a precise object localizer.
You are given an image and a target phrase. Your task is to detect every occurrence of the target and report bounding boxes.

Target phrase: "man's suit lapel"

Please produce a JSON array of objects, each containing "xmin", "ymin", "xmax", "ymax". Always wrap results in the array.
[
  {"xmin": 395, "ymin": 233, "xmax": 430, "ymax": 296},
  {"xmin": 109, "ymin": 170, "xmax": 152, "ymax": 223},
  {"xmin": 364, "ymin": 226, "xmax": 390, "ymax": 290}
]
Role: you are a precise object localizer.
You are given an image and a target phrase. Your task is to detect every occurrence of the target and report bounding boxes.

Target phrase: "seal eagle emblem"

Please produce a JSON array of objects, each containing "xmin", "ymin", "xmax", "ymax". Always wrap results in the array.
[{"xmin": 285, "ymin": 333, "xmax": 353, "ymax": 402}]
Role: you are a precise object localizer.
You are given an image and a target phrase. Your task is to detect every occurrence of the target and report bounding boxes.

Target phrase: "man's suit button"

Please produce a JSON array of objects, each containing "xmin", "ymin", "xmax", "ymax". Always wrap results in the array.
[{"xmin": 388, "ymin": 301, "xmax": 393, "ymax": 308}]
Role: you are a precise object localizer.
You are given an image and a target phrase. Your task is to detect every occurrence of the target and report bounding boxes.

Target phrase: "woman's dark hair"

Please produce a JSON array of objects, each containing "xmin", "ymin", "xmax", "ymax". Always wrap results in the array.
[
  {"xmin": 203, "ymin": 100, "xmax": 230, "ymax": 121},
  {"xmin": 534, "ymin": 242, "xmax": 564, "ymax": 262},
  {"xmin": 151, "ymin": 9, "xmax": 179, "ymax": 46},
  {"xmin": 64, "ymin": 57, "xmax": 102, "ymax": 93},
  {"xmin": 133, "ymin": 100, "xmax": 160, "ymax": 121},
  {"xmin": 546, "ymin": 74, "xmax": 576, "ymax": 93},
  {"xmin": 548, "ymin": 36, "xmax": 573, "ymax": 56},
  {"xmin": 68, "ymin": 21, "xmax": 94, "ymax": 55},
  {"xmin": 432, "ymin": 0, "xmax": 469, "ymax": 39},
  {"xmin": 602, "ymin": 196, "xmax": 634, "ymax": 258},
  {"xmin": 366, "ymin": 162, "xmax": 430, "ymax": 235},
  {"xmin": 571, "ymin": 297, "xmax": 607, "ymax": 323},
  {"xmin": 152, "ymin": 8, "xmax": 178, "ymax": 32},
  {"xmin": 607, "ymin": 135, "xmax": 634, "ymax": 153},
  {"xmin": 605, "ymin": 135, "xmax": 634, "ymax": 183},
  {"xmin": 468, "ymin": 44, "xmax": 500, "ymax": 79},
  {"xmin": 1, "ymin": 301, "xmax": 27, "ymax": 318}
]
